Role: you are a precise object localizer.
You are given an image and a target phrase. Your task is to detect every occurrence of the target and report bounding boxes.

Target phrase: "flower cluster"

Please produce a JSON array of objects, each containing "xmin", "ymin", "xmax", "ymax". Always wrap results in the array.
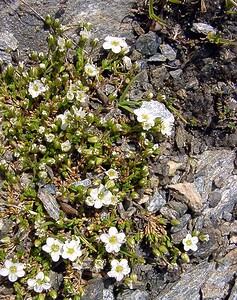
[
  {"xmin": 42, "ymin": 237, "xmax": 82, "ymax": 262},
  {"xmin": 134, "ymin": 100, "xmax": 175, "ymax": 135},
  {"xmin": 85, "ymin": 184, "xmax": 118, "ymax": 209}
]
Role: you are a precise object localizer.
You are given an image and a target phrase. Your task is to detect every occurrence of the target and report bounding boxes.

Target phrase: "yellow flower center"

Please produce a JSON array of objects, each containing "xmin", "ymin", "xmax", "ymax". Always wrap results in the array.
[
  {"xmin": 52, "ymin": 244, "xmax": 59, "ymax": 252},
  {"xmin": 109, "ymin": 236, "xmax": 118, "ymax": 244},
  {"xmin": 9, "ymin": 265, "xmax": 17, "ymax": 274},
  {"xmin": 115, "ymin": 265, "xmax": 123, "ymax": 273},
  {"xmin": 186, "ymin": 240, "xmax": 192, "ymax": 246}
]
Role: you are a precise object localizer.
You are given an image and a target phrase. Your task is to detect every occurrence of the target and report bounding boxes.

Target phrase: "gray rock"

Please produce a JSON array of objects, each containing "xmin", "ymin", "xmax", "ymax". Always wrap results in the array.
[
  {"xmin": 117, "ymin": 290, "xmax": 150, "ymax": 300},
  {"xmin": 228, "ymin": 278, "xmax": 237, "ymax": 300},
  {"xmin": 159, "ymin": 44, "xmax": 177, "ymax": 61},
  {"xmin": 80, "ymin": 278, "xmax": 106, "ymax": 300},
  {"xmin": 71, "ymin": 178, "xmax": 92, "ymax": 188},
  {"xmin": 194, "ymin": 150, "xmax": 235, "ymax": 201},
  {"xmin": 0, "ymin": 50, "xmax": 12, "ymax": 65},
  {"xmin": 171, "ymin": 228, "xmax": 188, "ymax": 244},
  {"xmin": 103, "ymin": 288, "xmax": 115, "ymax": 300},
  {"xmin": 0, "ymin": 0, "xmax": 135, "ymax": 61},
  {"xmin": 0, "ymin": 31, "xmax": 18, "ymax": 51},
  {"xmin": 150, "ymin": 66, "xmax": 170, "ymax": 88},
  {"xmin": 136, "ymin": 31, "xmax": 160, "ymax": 56},
  {"xmin": 44, "ymin": 184, "xmax": 56, "ymax": 195},
  {"xmin": 201, "ymin": 249, "xmax": 237, "ymax": 299},
  {"xmin": 147, "ymin": 54, "xmax": 167, "ymax": 62},
  {"xmin": 171, "ymin": 214, "xmax": 191, "ymax": 233},
  {"xmin": 160, "ymin": 206, "xmax": 179, "ymax": 220},
  {"xmin": 191, "ymin": 22, "xmax": 216, "ymax": 35},
  {"xmin": 37, "ymin": 188, "xmax": 60, "ymax": 221},
  {"xmin": 155, "ymin": 261, "xmax": 215, "ymax": 300},
  {"xmin": 194, "ymin": 150, "xmax": 237, "ymax": 220},
  {"xmin": 170, "ymin": 69, "xmax": 182, "ymax": 78},
  {"xmin": 169, "ymin": 182, "xmax": 203, "ymax": 213},
  {"xmin": 146, "ymin": 191, "xmax": 166, "ymax": 213},
  {"xmin": 168, "ymin": 200, "xmax": 188, "ymax": 217}
]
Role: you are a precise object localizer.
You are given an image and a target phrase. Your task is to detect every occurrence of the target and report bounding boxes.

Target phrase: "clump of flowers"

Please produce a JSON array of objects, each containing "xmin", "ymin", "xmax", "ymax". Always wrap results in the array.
[
  {"xmin": 85, "ymin": 184, "xmax": 115, "ymax": 209},
  {"xmin": 0, "ymin": 15, "xmax": 196, "ymax": 298},
  {"xmin": 134, "ymin": 100, "xmax": 175, "ymax": 135}
]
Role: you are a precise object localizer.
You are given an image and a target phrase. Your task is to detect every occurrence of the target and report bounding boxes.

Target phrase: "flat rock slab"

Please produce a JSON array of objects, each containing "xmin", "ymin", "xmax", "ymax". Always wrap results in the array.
[
  {"xmin": 169, "ymin": 182, "xmax": 203, "ymax": 213},
  {"xmin": 0, "ymin": 0, "xmax": 135, "ymax": 61}
]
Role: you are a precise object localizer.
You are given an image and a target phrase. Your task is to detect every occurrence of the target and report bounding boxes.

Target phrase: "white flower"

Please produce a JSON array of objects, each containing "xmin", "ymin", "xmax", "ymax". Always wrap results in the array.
[
  {"xmin": 42, "ymin": 237, "xmax": 63, "ymax": 262},
  {"xmin": 66, "ymin": 89, "xmax": 75, "ymax": 101},
  {"xmin": 57, "ymin": 37, "xmax": 66, "ymax": 51},
  {"xmin": 75, "ymin": 90, "xmax": 87, "ymax": 103},
  {"xmin": 122, "ymin": 56, "xmax": 132, "ymax": 70},
  {"xmin": 72, "ymin": 259, "xmax": 83, "ymax": 271},
  {"xmin": 0, "ymin": 259, "xmax": 25, "ymax": 282},
  {"xmin": 39, "ymin": 126, "xmax": 46, "ymax": 134},
  {"xmin": 107, "ymin": 259, "xmax": 130, "ymax": 281},
  {"xmin": 105, "ymin": 168, "xmax": 119, "ymax": 180},
  {"xmin": 85, "ymin": 184, "xmax": 113, "ymax": 209},
  {"xmin": 27, "ymin": 271, "xmax": 51, "ymax": 293},
  {"xmin": 45, "ymin": 133, "xmax": 55, "ymax": 143},
  {"xmin": 62, "ymin": 239, "xmax": 82, "ymax": 261},
  {"xmin": 56, "ymin": 110, "xmax": 71, "ymax": 130},
  {"xmin": 84, "ymin": 63, "xmax": 99, "ymax": 77},
  {"xmin": 100, "ymin": 227, "xmax": 126, "ymax": 253},
  {"xmin": 103, "ymin": 36, "xmax": 128, "ymax": 54},
  {"xmin": 160, "ymin": 118, "xmax": 174, "ymax": 136},
  {"xmin": 94, "ymin": 259, "xmax": 105, "ymax": 271},
  {"xmin": 182, "ymin": 233, "xmax": 199, "ymax": 252},
  {"xmin": 28, "ymin": 80, "xmax": 47, "ymax": 98},
  {"xmin": 72, "ymin": 106, "xmax": 86, "ymax": 119},
  {"xmin": 39, "ymin": 144, "xmax": 47, "ymax": 153},
  {"xmin": 39, "ymin": 171, "xmax": 47, "ymax": 179},
  {"xmin": 134, "ymin": 107, "xmax": 156, "ymax": 130},
  {"xmin": 61, "ymin": 140, "xmax": 71, "ymax": 152},
  {"xmin": 80, "ymin": 28, "xmax": 91, "ymax": 39}
]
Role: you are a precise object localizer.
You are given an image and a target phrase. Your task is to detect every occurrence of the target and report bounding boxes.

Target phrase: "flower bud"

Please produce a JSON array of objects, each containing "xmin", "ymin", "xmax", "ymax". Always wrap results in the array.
[
  {"xmin": 30, "ymin": 51, "xmax": 38, "ymax": 60},
  {"xmin": 198, "ymin": 234, "xmax": 209, "ymax": 242},
  {"xmin": 130, "ymin": 191, "xmax": 140, "ymax": 200},
  {"xmin": 34, "ymin": 239, "xmax": 41, "ymax": 247},
  {"xmin": 65, "ymin": 39, "xmax": 72, "ymax": 49},
  {"xmin": 181, "ymin": 252, "xmax": 190, "ymax": 263},
  {"xmin": 159, "ymin": 245, "xmax": 168, "ymax": 254},
  {"xmin": 0, "ymin": 236, "xmax": 11, "ymax": 244},
  {"xmin": 95, "ymin": 157, "xmax": 103, "ymax": 166},
  {"xmin": 49, "ymin": 290, "xmax": 58, "ymax": 299},
  {"xmin": 170, "ymin": 219, "xmax": 180, "ymax": 226},
  {"xmin": 88, "ymin": 136, "xmax": 99, "ymax": 143},
  {"xmin": 105, "ymin": 180, "xmax": 115, "ymax": 189},
  {"xmin": 44, "ymin": 14, "xmax": 52, "ymax": 26},
  {"xmin": 53, "ymin": 18, "xmax": 60, "ymax": 29}
]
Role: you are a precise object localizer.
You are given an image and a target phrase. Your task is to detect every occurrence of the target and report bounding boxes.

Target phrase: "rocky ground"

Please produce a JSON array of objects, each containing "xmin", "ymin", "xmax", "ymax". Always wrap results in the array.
[{"xmin": 0, "ymin": 0, "xmax": 237, "ymax": 299}]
